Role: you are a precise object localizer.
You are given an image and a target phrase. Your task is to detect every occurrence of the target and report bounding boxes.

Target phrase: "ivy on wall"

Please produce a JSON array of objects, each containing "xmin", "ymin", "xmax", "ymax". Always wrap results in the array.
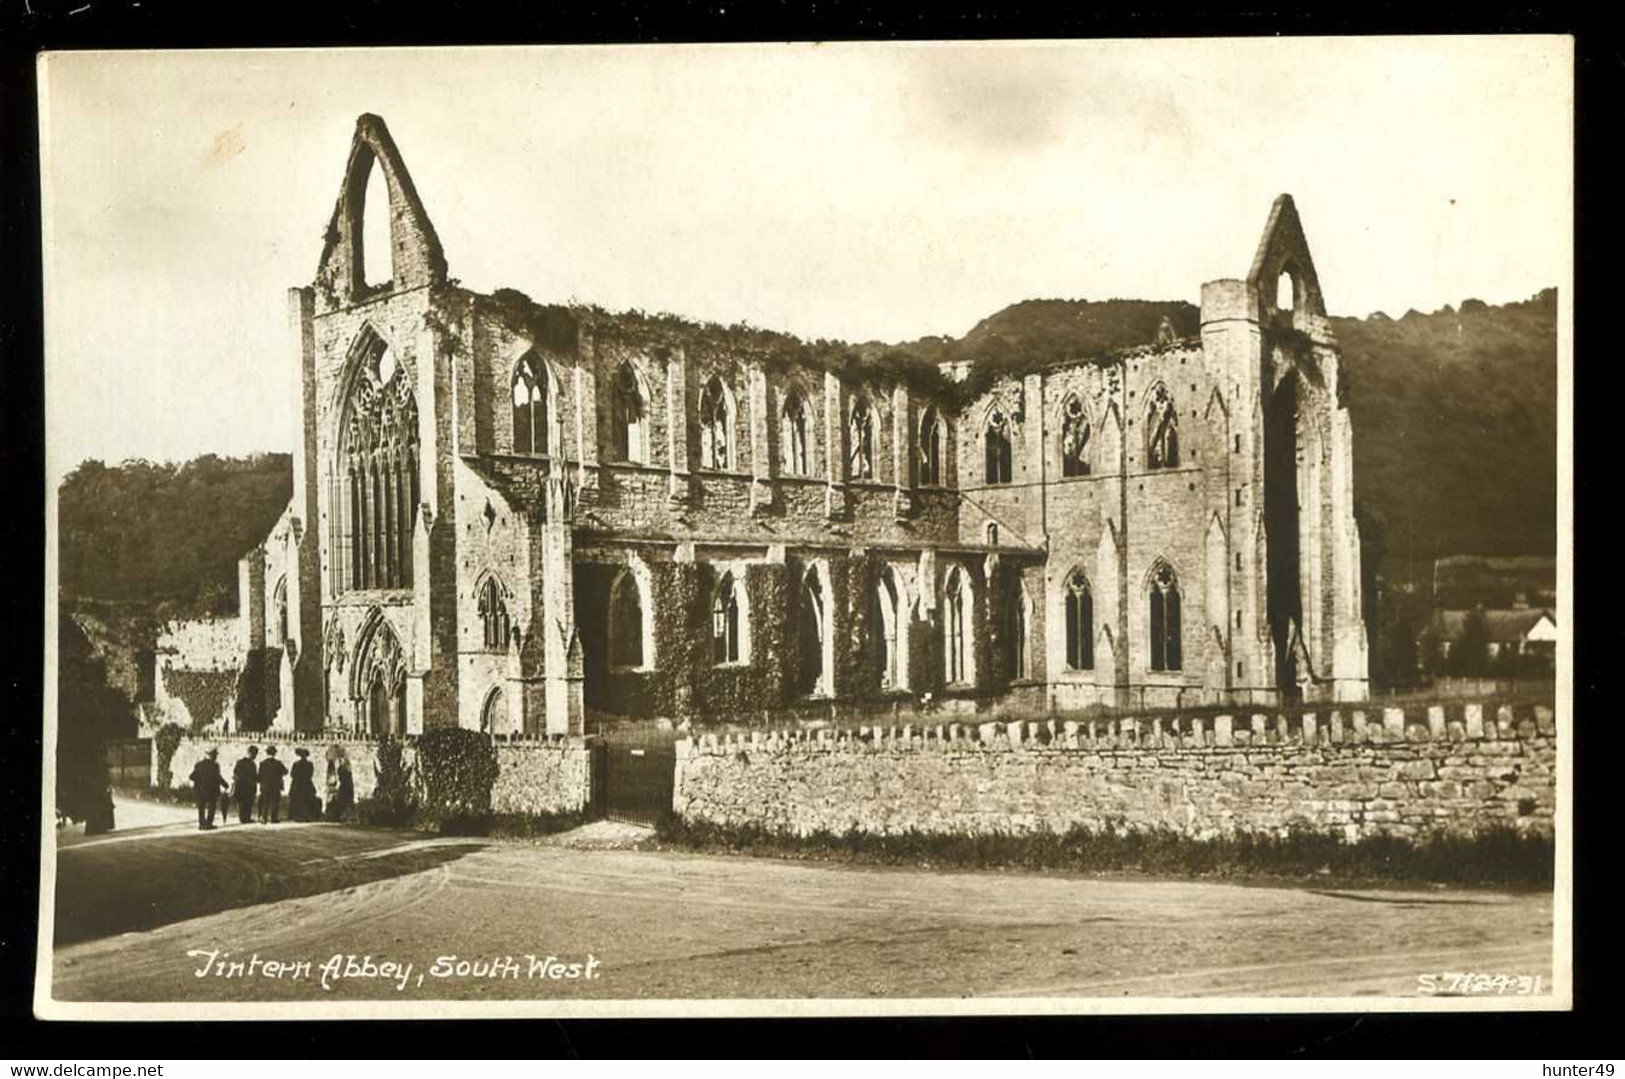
[
  {"xmin": 153, "ymin": 722, "xmax": 186, "ymax": 789},
  {"xmin": 162, "ymin": 669, "xmax": 237, "ymax": 733},
  {"xmin": 416, "ymin": 728, "xmax": 500, "ymax": 832}
]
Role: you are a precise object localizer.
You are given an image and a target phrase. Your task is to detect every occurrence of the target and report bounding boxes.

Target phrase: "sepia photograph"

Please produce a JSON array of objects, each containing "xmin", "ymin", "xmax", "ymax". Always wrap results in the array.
[{"xmin": 35, "ymin": 37, "xmax": 1572, "ymax": 1019}]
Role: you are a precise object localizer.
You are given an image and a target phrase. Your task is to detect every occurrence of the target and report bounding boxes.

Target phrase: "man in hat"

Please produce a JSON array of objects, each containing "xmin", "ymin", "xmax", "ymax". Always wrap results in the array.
[
  {"xmin": 257, "ymin": 745, "xmax": 288, "ymax": 824},
  {"xmin": 187, "ymin": 749, "xmax": 227, "ymax": 830},
  {"xmin": 231, "ymin": 745, "xmax": 260, "ymax": 825}
]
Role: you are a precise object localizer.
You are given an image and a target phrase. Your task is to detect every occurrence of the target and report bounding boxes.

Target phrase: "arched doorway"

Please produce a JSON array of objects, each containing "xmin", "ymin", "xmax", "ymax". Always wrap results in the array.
[{"xmin": 352, "ymin": 610, "xmax": 407, "ymax": 734}]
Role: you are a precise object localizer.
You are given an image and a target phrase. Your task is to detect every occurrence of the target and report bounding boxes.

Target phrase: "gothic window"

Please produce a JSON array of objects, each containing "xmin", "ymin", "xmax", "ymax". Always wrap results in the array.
[
  {"xmin": 1146, "ymin": 384, "xmax": 1180, "ymax": 470},
  {"xmin": 699, "ymin": 375, "xmax": 734, "ymax": 470},
  {"xmin": 944, "ymin": 567, "xmax": 972, "ymax": 685},
  {"xmin": 1061, "ymin": 394, "xmax": 1091, "ymax": 477},
  {"xmin": 918, "ymin": 406, "xmax": 944, "ymax": 486},
  {"xmin": 512, "ymin": 351, "xmax": 550, "ymax": 456},
  {"xmin": 874, "ymin": 568, "xmax": 901, "ymax": 690},
  {"xmin": 1065, "ymin": 569, "xmax": 1094, "ymax": 671},
  {"xmin": 782, "ymin": 389, "xmax": 812, "ymax": 476},
  {"xmin": 478, "ymin": 577, "xmax": 510, "ymax": 651},
  {"xmin": 849, "ymin": 396, "xmax": 875, "ymax": 480},
  {"xmin": 337, "ymin": 335, "xmax": 419, "ymax": 592},
  {"xmin": 1004, "ymin": 580, "xmax": 1029, "ymax": 680},
  {"xmin": 984, "ymin": 408, "xmax": 1013, "ymax": 485},
  {"xmin": 797, "ymin": 569, "xmax": 827, "ymax": 696},
  {"xmin": 711, "ymin": 571, "xmax": 746, "ymax": 664},
  {"xmin": 611, "ymin": 361, "xmax": 648, "ymax": 464},
  {"xmin": 1148, "ymin": 560, "xmax": 1183, "ymax": 672},
  {"xmin": 609, "ymin": 569, "xmax": 646, "ymax": 669}
]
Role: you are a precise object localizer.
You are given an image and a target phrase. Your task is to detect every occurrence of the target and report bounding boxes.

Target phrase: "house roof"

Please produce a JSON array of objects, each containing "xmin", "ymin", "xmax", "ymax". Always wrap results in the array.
[{"xmin": 1420, "ymin": 608, "xmax": 1557, "ymax": 642}]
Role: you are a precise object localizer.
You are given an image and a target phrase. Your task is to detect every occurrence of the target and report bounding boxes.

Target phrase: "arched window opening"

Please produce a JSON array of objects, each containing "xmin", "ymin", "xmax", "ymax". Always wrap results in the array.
[
  {"xmin": 797, "ymin": 569, "xmax": 826, "ymax": 696},
  {"xmin": 1276, "ymin": 268, "xmax": 1296, "ymax": 313},
  {"xmin": 368, "ymin": 675, "xmax": 389, "ymax": 735},
  {"xmin": 1065, "ymin": 569, "xmax": 1094, "ymax": 671},
  {"xmin": 1147, "ymin": 385, "xmax": 1180, "ymax": 470},
  {"xmin": 1004, "ymin": 581, "xmax": 1028, "ymax": 681},
  {"xmin": 611, "ymin": 361, "xmax": 647, "ymax": 464},
  {"xmin": 481, "ymin": 686, "xmax": 505, "ymax": 734},
  {"xmin": 1149, "ymin": 561, "xmax": 1183, "ymax": 672},
  {"xmin": 478, "ymin": 577, "xmax": 510, "ymax": 652},
  {"xmin": 360, "ymin": 157, "xmax": 392, "ymax": 290},
  {"xmin": 986, "ymin": 523, "xmax": 999, "ymax": 546},
  {"xmin": 712, "ymin": 572, "xmax": 744, "ymax": 664},
  {"xmin": 609, "ymin": 570, "xmax": 646, "ymax": 669},
  {"xmin": 849, "ymin": 397, "xmax": 875, "ymax": 480},
  {"xmin": 1061, "ymin": 395, "xmax": 1092, "ymax": 477},
  {"xmin": 273, "ymin": 577, "xmax": 289, "ymax": 646},
  {"xmin": 874, "ymin": 569, "xmax": 901, "ymax": 691},
  {"xmin": 782, "ymin": 390, "xmax": 811, "ymax": 476},
  {"xmin": 944, "ymin": 568, "xmax": 972, "ymax": 685},
  {"xmin": 699, "ymin": 375, "xmax": 734, "ymax": 470},
  {"xmin": 338, "ymin": 335, "xmax": 418, "ymax": 592},
  {"xmin": 918, "ymin": 406, "xmax": 944, "ymax": 486},
  {"xmin": 984, "ymin": 409, "xmax": 1013, "ymax": 485},
  {"xmin": 511, "ymin": 352, "xmax": 549, "ymax": 456}
]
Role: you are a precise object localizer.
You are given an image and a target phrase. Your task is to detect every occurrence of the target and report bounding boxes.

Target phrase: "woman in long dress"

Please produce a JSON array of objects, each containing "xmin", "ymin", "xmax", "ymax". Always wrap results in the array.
[{"xmin": 288, "ymin": 747, "xmax": 319, "ymax": 821}]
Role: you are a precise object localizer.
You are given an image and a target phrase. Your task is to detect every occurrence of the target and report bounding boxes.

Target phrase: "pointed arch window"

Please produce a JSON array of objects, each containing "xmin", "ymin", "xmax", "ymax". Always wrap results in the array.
[
  {"xmin": 849, "ymin": 396, "xmax": 875, "ymax": 480},
  {"xmin": 481, "ymin": 686, "xmax": 506, "ymax": 734},
  {"xmin": 984, "ymin": 408, "xmax": 1013, "ymax": 485},
  {"xmin": 797, "ymin": 568, "xmax": 826, "ymax": 696},
  {"xmin": 1148, "ymin": 561, "xmax": 1183, "ymax": 672},
  {"xmin": 478, "ymin": 577, "xmax": 511, "ymax": 651},
  {"xmin": 336, "ymin": 335, "xmax": 419, "ymax": 592},
  {"xmin": 1147, "ymin": 385, "xmax": 1180, "ymax": 470},
  {"xmin": 611, "ymin": 361, "xmax": 648, "ymax": 464},
  {"xmin": 699, "ymin": 375, "xmax": 735, "ymax": 470},
  {"xmin": 918, "ymin": 405, "xmax": 944, "ymax": 486},
  {"xmin": 782, "ymin": 389, "xmax": 812, "ymax": 476},
  {"xmin": 273, "ymin": 576, "xmax": 289, "ymax": 646},
  {"xmin": 609, "ymin": 569, "xmax": 647, "ymax": 669},
  {"xmin": 1004, "ymin": 581, "xmax": 1029, "ymax": 680},
  {"xmin": 874, "ymin": 568, "xmax": 902, "ymax": 690},
  {"xmin": 1064, "ymin": 569, "xmax": 1094, "ymax": 670},
  {"xmin": 944, "ymin": 567, "xmax": 972, "ymax": 685},
  {"xmin": 712, "ymin": 571, "xmax": 746, "ymax": 665},
  {"xmin": 512, "ymin": 352, "xmax": 550, "ymax": 456},
  {"xmin": 1061, "ymin": 395, "xmax": 1092, "ymax": 477}
]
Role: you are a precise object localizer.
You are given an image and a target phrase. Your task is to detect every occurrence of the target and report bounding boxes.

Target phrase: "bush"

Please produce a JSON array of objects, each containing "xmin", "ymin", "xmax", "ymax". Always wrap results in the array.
[
  {"xmin": 416, "ymin": 728, "xmax": 500, "ymax": 834},
  {"xmin": 364, "ymin": 734, "xmax": 417, "ymax": 827},
  {"xmin": 153, "ymin": 723, "xmax": 186, "ymax": 790}
]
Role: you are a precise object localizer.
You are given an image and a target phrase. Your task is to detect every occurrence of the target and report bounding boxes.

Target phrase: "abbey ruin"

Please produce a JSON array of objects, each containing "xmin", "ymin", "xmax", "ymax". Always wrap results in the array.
[{"xmin": 160, "ymin": 113, "xmax": 1369, "ymax": 737}]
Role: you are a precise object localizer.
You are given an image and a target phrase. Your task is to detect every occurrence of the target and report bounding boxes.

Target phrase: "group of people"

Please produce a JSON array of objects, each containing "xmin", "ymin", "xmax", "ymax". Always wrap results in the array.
[{"xmin": 187, "ymin": 744, "xmax": 355, "ymax": 831}]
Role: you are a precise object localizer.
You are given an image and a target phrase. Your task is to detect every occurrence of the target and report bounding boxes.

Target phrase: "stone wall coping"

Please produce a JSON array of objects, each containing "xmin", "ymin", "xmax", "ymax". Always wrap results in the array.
[
  {"xmin": 170, "ymin": 730, "xmax": 588, "ymax": 750},
  {"xmin": 677, "ymin": 699, "xmax": 1554, "ymax": 755}
]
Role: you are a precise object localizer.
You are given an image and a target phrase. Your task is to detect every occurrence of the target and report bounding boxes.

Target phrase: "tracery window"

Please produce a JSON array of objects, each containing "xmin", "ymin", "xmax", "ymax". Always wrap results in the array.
[
  {"xmin": 782, "ymin": 390, "xmax": 812, "ymax": 476},
  {"xmin": 337, "ymin": 337, "xmax": 419, "ymax": 592},
  {"xmin": 918, "ymin": 406, "xmax": 944, "ymax": 486},
  {"xmin": 609, "ymin": 569, "xmax": 646, "ymax": 669},
  {"xmin": 512, "ymin": 351, "xmax": 550, "ymax": 456},
  {"xmin": 699, "ymin": 375, "xmax": 735, "ymax": 470},
  {"xmin": 478, "ymin": 577, "xmax": 510, "ymax": 651},
  {"xmin": 611, "ymin": 361, "xmax": 647, "ymax": 464},
  {"xmin": 1148, "ymin": 560, "xmax": 1183, "ymax": 672},
  {"xmin": 1064, "ymin": 569, "xmax": 1094, "ymax": 671},
  {"xmin": 1061, "ymin": 395, "xmax": 1091, "ymax": 477},
  {"xmin": 984, "ymin": 408, "xmax": 1013, "ymax": 485},
  {"xmin": 1147, "ymin": 385, "xmax": 1180, "ymax": 470},
  {"xmin": 849, "ymin": 396, "xmax": 875, "ymax": 480}
]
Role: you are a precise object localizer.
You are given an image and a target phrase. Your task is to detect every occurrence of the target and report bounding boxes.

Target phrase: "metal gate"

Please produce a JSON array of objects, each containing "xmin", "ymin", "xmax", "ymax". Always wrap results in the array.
[{"xmin": 591, "ymin": 728, "xmax": 677, "ymax": 827}]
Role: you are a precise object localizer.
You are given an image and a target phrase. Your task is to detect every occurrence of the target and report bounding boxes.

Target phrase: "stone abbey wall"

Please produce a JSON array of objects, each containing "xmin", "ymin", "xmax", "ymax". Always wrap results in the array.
[{"xmin": 672, "ymin": 700, "xmax": 1557, "ymax": 840}]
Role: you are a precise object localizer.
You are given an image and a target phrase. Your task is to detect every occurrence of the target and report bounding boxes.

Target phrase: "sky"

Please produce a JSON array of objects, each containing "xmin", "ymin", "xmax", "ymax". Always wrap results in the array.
[{"xmin": 39, "ymin": 38, "xmax": 1572, "ymax": 479}]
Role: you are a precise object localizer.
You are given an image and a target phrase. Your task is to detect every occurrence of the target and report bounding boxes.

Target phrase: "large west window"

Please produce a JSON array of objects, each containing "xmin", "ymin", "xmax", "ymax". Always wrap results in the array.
[{"xmin": 335, "ymin": 334, "xmax": 419, "ymax": 592}]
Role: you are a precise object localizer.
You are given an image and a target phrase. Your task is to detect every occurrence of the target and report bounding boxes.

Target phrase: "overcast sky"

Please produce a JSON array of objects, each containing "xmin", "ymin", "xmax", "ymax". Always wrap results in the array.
[{"xmin": 40, "ymin": 38, "xmax": 1571, "ymax": 479}]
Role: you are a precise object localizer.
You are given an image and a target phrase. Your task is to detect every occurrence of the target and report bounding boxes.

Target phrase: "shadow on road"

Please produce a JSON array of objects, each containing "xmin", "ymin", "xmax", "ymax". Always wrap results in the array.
[{"xmin": 54, "ymin": 826, "xmax": 486, "ymax": 945}]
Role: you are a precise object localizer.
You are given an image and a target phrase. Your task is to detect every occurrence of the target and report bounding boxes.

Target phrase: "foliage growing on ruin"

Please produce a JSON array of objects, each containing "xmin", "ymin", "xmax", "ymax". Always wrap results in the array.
[
  {"xmin": 416, "ymin": 727, "xmax": 501, "ymax": 833},
  {"xmin": 161, "ymin": 669, "xmax": 237, "ymax": 733},
  {"xmin": 153, "ymin": 722, "xmax": 186, "ymax": 790}
]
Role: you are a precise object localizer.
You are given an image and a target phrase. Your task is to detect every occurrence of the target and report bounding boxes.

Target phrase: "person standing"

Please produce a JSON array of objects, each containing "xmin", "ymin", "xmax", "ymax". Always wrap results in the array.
[
  {"xmin": 288, "ymin": 747, "xmax": 318, "ymax": 821},
  {"xmin": 257, "ymin": 745, "xmax": 288, "ymax": 824},
  {"xmin": 231, "ymin": 745, "xmax": 259, "ymax": 825},
  {"xmin": 326, "ymin": 758, "xmax": 355, "ymax": 821},
  {"xmin": 188, "ymin": 749, "xmax": 227, "ymax": 830}
]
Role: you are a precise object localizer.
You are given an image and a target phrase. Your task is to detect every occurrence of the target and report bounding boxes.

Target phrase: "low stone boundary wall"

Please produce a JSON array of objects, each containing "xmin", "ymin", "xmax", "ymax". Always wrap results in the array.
[
  {"xmin": 159, "ymin": 731, "xmax": 592, "ymax": 815},
  {"xmin": 673, "ymin": 701, "xmax": 1557, "ymax": 841}
]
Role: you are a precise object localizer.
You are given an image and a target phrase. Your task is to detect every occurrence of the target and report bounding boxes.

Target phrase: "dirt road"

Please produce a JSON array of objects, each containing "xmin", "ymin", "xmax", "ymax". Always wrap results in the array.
[{"xmin": 48, "ymin": 820, "xmax": 1554, "ymax": 1002}]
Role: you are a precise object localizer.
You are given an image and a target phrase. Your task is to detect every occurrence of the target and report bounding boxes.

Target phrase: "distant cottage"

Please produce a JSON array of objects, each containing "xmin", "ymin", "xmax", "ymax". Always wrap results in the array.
[{"xmin": 164, "ymin": 114, "xmax": 1370, "ymax": 735}]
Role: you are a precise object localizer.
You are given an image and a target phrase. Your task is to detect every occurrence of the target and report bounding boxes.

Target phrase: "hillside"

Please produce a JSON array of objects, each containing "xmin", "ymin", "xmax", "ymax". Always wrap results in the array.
[{"xmin": 58, "ymin": 453, "xmax": 292, "ymax": 617}]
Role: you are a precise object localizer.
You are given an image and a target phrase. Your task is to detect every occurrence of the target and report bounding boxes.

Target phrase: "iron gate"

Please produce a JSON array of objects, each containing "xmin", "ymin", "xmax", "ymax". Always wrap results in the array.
[{"xmin": 591, "ymin": 728, "xmax": 677, "ymax": 827}]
